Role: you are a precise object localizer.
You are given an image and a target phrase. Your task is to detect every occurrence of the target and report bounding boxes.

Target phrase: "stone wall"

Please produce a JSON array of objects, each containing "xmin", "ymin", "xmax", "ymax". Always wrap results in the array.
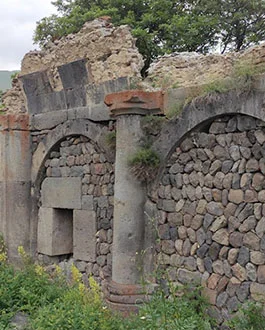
[
  {"xmin": 36, "ymin": 134, "xmax": 114, "ymax": 284},
  {"xmin": 153, "ymin": 114, "xmax": 265, "ymax": 325},
  {"xmin": 146, "ymin": 43, "xmax": 265, "ymax": 89},
  {"xmin": 2, "ymin": 18, "xmax": 143, "ymax": 114}
]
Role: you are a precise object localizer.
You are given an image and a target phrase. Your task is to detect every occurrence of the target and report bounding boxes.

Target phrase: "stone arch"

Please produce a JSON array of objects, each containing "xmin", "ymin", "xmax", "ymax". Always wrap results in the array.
[
  {"xmin": 32, "ymin": 118, "xmax": 114, "ymax": 190},
  {"xmin": 153, "ymin": 90, "xmax": 265, "ymax": 169},
  {"xmin": 30, "ymin": 119, "xmax": 114, "ymax": 282},
  {"xmin": 151, "ymin": 109, "xmax": 265, "ymax": 325}
]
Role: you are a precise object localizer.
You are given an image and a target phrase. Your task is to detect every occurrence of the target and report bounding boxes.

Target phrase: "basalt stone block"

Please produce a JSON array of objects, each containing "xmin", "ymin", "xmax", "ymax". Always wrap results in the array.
[
  {"xmin": 177, "ymin": 269, "xmax": 201, "ymax": 284},
  {"xmin": 41, "ymin": 177, "xmax": 82, "ymax": 209},
  {"xmin": 27, "ymin": 90, "xmax": 67, "ymax": 114},
  {"xmin": 65, "ymin": 87, "xmax": 87, "ymax": 108},
  {"xmin": 37, "ymin": 207, "xmax": 73, "ymax": 256},
  {"xmin": 58, "ymin": 59, "xmax": 89, "ymax": 89},
  {"xmin": 20, "ymin": 70, "xmax": 52, "ymax": 96},
  {"xmin": 73, "ymin": 210, "xmax": 96, "ymax": 262}
]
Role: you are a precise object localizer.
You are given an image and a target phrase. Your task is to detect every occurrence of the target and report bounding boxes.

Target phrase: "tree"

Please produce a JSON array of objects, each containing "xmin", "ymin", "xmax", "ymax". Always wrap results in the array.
[{"xmin": 34, "ymin": 0, "xmax": 265, "ymax": 72}]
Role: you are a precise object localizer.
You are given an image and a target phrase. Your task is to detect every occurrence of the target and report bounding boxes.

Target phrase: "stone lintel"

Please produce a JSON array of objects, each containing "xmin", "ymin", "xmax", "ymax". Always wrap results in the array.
[
  {"xmin": 41, "ymin": 177, "xmax": 82, "ymax": 209},
  {"xmin": 104, "ymin": 90, "xmax": 164, "ymax": 117},
  {"xmin": 0, "ymin": 114, "xmax": 29, "ymax": 131}
]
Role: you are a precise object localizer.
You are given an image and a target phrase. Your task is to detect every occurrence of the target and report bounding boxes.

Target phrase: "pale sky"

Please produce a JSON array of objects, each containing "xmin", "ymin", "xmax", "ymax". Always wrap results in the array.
[{"xmin": 0, "ymin": 0, "xmax": 57, "ymax": 70}]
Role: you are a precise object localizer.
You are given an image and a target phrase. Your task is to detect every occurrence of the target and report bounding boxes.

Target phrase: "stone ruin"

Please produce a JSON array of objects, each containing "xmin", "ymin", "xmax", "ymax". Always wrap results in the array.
[{"xmin": 2, "ymin": 17, "xmax": 265, "ymax": 327}]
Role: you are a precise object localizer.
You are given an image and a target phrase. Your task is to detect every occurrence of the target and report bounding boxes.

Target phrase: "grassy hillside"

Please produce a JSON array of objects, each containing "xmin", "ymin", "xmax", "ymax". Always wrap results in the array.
[{"xmin": 0, "ymin": 71, "xmax": 19, "ymax": 91}]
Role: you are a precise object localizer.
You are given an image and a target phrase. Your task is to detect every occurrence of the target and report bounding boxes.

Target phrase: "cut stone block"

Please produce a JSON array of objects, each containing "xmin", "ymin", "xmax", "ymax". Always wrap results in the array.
[
  {"xmin": 41, "ymin": 177, "xmax": 81, "ymax": 209},
  {"xmin": 73, "ymin": 210, "xmax": 96, "ymax": 262},
  {"xmin": 37, "ymin": 207, "xmax": 73, "ymax": 256}
]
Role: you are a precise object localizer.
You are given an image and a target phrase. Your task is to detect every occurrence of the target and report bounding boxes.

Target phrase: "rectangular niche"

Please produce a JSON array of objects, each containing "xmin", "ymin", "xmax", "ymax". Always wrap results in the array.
[{"xmin": 37, "ymin": 207, "xmax": 73, "ymax": 256}]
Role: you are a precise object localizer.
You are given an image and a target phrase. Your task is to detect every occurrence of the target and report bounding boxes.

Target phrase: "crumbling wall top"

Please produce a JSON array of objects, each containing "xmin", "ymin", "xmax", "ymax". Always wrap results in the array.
[{"xmin": 21, "ymin": 17, "xmax": 144, "ymax": 91}]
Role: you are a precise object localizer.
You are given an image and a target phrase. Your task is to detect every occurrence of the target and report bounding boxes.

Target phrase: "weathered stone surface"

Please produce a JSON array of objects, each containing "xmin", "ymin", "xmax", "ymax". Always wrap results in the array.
[
  {"xmin": 243, "ymin": 232, "xmax": 260, "ymax": 250},
  {"xmin": 210, "ymin": 215, "xmax": 227, "ymax": 232},
  {"xmin": 212, "ymin": 260, "xmax": 224, "ymax": 276},
  {"xmin": 228, "ymin": 190, "xmax": 244, "ymax": 204},
  {"xmin": 228, "ymin": 248, "xmax": 239, "ymax": 265},
  {"xmin": 258, "ymin": 190, "xmax": 265, "ymax": 202},
  {"xmin": 208, "ymin": 273, "xmax": 221, "ymax": 290},
  {"xmin": 250, "ymin": 283, "xmax": 265, "ymax": 301},
  {"xmin": 250, "ymin": 251, "xmax": 265, "ymax": 265},
  {"xmin": 252, "ymin": 173, "xmax": 265, "ymax": 191},
  {"xmin": 207, "ymin": 202, "xmax": 224, "ymax": 216},
  {"xmin": 158, "ymin": 224, "xmax": 171, "ymax": 240},
  {"xmin": 246, "ymin": 158, "xmax": 259, "ymax": 172},
  {"xmin": 229, "ymin": 231, "xmax": 243, "ymax": 248},
  {"xmin": 239, "ymin": 216, "xmax": 256, "ymax": 233},
  {"xmin": 257, "ymin": 265, "xmax": 265, "ymax": 284},
  {"xmin": 216, "ymin": 292, "xmax": 228, "ymax": 307},
  {"xmin": 237, "ymin": 246, "xmax": 250, "ymax": 266},
  {"xmin": 255, "ymin": 217, "xmax": 265, "ymax": 238},
  {"xmin": 177, "ymin": 269, "xmax": 201, "ymax": 284},
  {"xmin": 73, "ymin": 210, "xmax": 96, "ymax": 262},
  {"xmin": 162, "ymin": 200, "xmax": 176, "ymax": 212},
  {"xmin": 38, "ymin": 207, "xmax": 73, "ymax": 256},
  {"xmin": 231, "ymin": 263, "xmax": 247, "ymax": 281},
  {"xmin": 41, "ymin": 177, "xmax": 82, "ymax": 209},
  {"xmin": 203, "ymin": 287, "xmax": 217, "ymax": 305},
  {"xmin": 246, "ymin": 263, "xmax": 257, "ymax": 281},
  {"xmin": 227, "ymin": 296, "xmax": 240, "ymax": 313},
  {"xmin": 175, "ymin": 239, "xmax": 183, "ymax": 255},
  {"xmin": 183, "ymin": 238, "xmax": 192, "ymax": 256},
  {"xmin": 212, "ymin": 229, "xmax": 229, "ymax": 246},
  {"xmin": 161, "ymin": 240, "xmax": 175, "ymax": 254},
  {"xmin": 170, "ymin": 254, "xmax": 184, "ymax": 267},
  {"xmin": 197, "ymin": 243, "xmax": 209, "ymax": 258},
  {"xmin": 204, "ymin": 257, "xmax": 213, "ymax": 273},
  {"xmin": 168, "ymin": 213, "xmax": 183, "ymax": 226},
  {"xmin": 208, "ymin": 242, "xmax": 222, "ymax": 261},
  {"xmin": 236, "ymin": 282, "xmax": 250, "ymax": 302}
]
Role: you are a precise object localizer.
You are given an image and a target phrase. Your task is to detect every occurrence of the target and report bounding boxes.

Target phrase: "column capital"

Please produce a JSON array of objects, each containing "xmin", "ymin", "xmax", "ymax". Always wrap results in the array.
[{"xmin": 104, "ymin": 90, "xmax": 164, "ymax": 117}]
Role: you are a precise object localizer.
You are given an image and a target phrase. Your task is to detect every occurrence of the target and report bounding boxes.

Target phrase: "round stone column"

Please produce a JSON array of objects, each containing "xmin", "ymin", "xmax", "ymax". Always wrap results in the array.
[{"xmin": 104, "ymin": 90, "xmax": 163, "ymax": 312}]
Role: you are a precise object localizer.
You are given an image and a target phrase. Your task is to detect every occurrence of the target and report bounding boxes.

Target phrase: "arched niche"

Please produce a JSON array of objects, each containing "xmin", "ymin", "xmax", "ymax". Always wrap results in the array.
[{"xmin": 150, "ymin": 112, "xmax": 265, "ymax": 325}]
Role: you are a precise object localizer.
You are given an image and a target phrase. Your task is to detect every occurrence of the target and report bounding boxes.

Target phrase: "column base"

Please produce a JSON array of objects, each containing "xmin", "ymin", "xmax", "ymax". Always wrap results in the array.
[{"xmin": 103, "ymin": 280, "xmax": 156, "ymax": 315}]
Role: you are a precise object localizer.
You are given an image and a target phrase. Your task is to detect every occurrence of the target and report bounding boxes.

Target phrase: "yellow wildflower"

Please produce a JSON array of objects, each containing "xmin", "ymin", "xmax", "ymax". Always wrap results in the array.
[
  {"xmin": 71, "ymin": 264, "xmax": 82, "ymax": 283},
  {"xmin": 35, "ymin": 264, "xmax": 45, "ymax": 276},
  {"xmin": 0, "ymin": 252, "xmax": 7, "ymax": 263}
]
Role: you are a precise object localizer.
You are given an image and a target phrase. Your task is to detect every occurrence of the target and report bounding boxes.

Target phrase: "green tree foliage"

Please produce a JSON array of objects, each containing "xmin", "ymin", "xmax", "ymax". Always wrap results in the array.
[{"xmin": 34, "ymin": 0, "xmax": 265, "ymax": 72}]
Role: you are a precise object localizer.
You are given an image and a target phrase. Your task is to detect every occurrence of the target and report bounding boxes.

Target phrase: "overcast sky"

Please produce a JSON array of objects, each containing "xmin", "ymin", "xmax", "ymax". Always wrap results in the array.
[{"xmin": 0, "ymin": 0, "xmax": 57, "ymax": 71}]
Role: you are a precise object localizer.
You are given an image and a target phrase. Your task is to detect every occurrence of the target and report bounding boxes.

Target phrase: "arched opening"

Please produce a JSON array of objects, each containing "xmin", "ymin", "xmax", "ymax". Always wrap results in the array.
[
  {"xmin": 35, "ymin": 134, "xmax": 114, "ymax": 283},
  {"xmin": 151, "ymin": 113, "xmax": 265, "ymax": 325}
]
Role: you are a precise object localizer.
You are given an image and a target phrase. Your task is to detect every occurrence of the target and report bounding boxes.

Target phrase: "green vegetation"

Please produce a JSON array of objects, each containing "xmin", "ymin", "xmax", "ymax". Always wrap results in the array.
[
  {"xmin": 0, "ymin": 247, "xmax": 215, "ymax": 330},
  {"xmin": 34, "ymin": 0, "xmax": 265, "ymax": 73},
  {"xmin": 141, "ymin": 115, "xmax": 165, "ymax": 139},
  {"xmin": 128, "ymin": 147, "xmax": 160, "ymax": 182},
  {"xmin": 105, "ymin": 131, "xmax": 116, "ymax": 149},
  {"xmin": 228, "ymin": 301, "xmax": 265, "ymax": 330},
  {"xmin": 166, "ymin": 59, "xmax": 265, "ymax": 119},
  {"xmin": 0, "ymin": 244, "xmax": 265, "ymax": 329}
]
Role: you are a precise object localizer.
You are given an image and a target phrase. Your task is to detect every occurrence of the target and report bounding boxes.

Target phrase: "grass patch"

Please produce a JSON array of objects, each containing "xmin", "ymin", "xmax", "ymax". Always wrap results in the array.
[
  {"xmin": 105, "ymin": 131, "xmax": 116, "ymax": 149},
  {"xmin": 165, "ymin": 59, "xmax": 265, "ymax": 119},
  {"xmin": 128, "ymin": 147, "xmax": 160, "ymax": 182},
  {"xmin": 0, "ymin": 250, "xmax": 216, "ymax": 330},
  {"xmin": 0, "ymin": 245, "xmax": 262, "ymax": 330},
  {"xmin": 227, "ymin": 301, "xmax": 265, "ymax": 330}
]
